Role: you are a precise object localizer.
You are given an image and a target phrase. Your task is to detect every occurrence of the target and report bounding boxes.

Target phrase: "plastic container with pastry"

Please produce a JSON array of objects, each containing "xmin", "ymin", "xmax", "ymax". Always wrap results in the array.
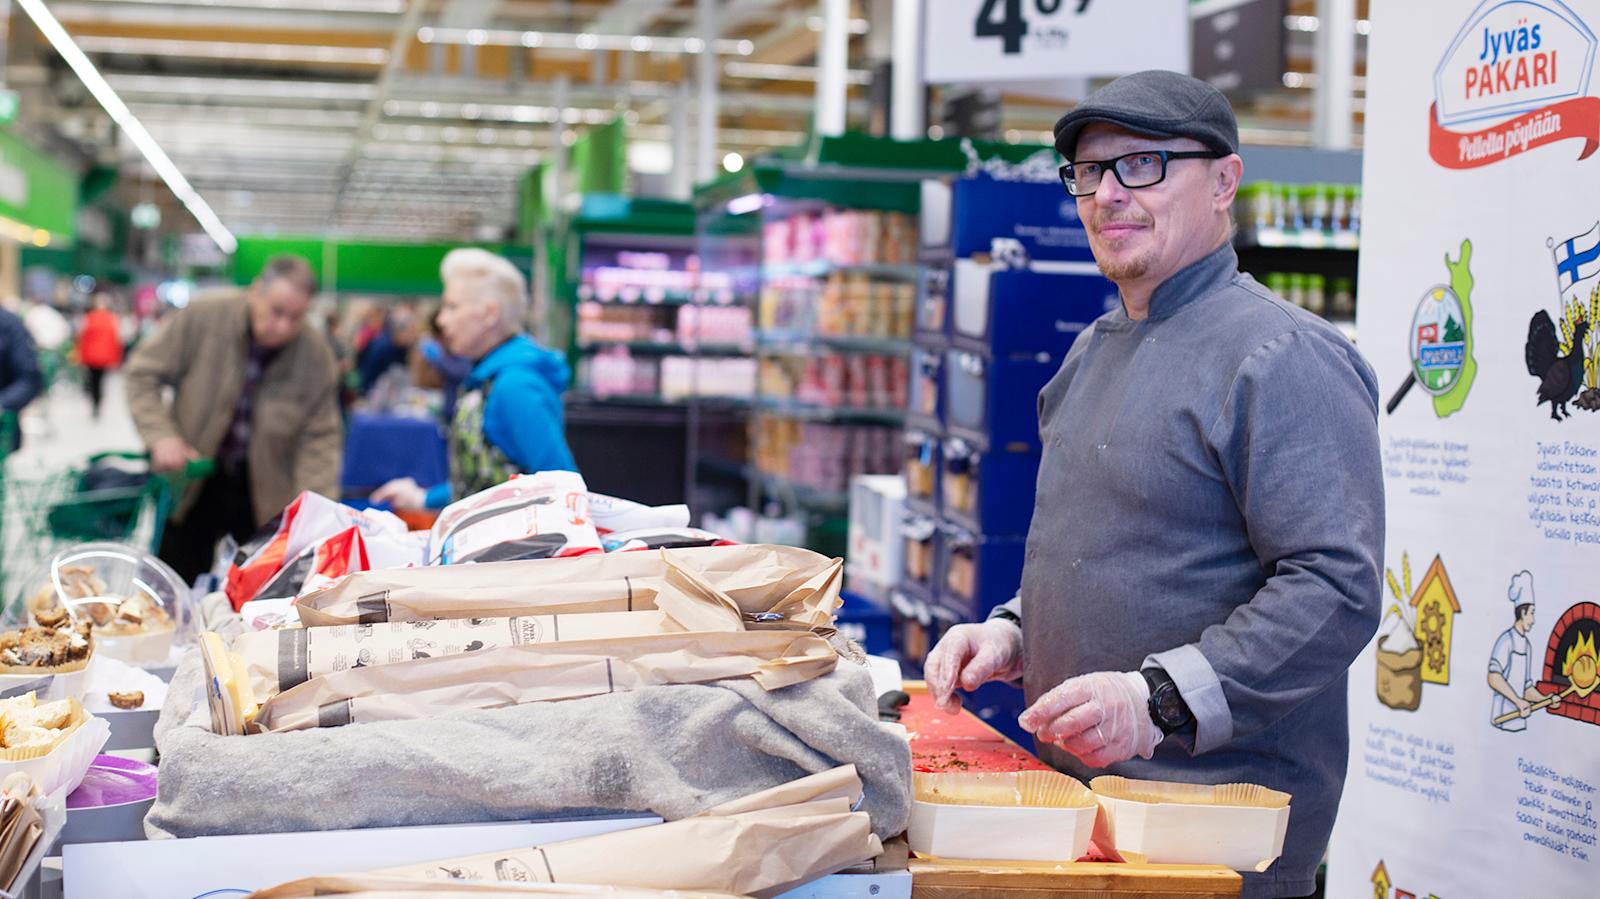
[
  {"xmin": 1089, "ymin": 776, "xmax": 1291, "ymax": 872},
  {"xmin": 0, "ymin": 618, "xmax": 94, "ymax": 700},
  {"xmin": 907, "ymin": 770, "xmax": 1098, "ymax": 862},
  {"xmin": 0, "ymin": 691, "xmax": 109, "ymax": 797},
  {"xmin": 11, "ymin": 543, "xmax": 192, "ymax": 668}
]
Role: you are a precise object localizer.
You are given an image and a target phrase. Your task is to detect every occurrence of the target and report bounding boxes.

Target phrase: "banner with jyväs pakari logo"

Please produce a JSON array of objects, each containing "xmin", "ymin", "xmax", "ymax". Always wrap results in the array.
[{"xmin": 1331, "ymin": 1, "xmax": 1600, "ymax": 897}]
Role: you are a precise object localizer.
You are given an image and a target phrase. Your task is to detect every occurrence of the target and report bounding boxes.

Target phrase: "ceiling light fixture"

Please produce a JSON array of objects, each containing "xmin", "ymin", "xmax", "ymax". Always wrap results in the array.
[
  {"xmin": 73, "ymin": 35, "xmax": 389, "ymax": 65},
  {"xmin": 129, "ymin": 103, "xmax": 366, "ymax": 129},
  {"xmin": 724, "ymin": 61, "xmax": 871, "ymax": 85},
  {"xmin": 15, "ymin": 0, "xmax": 236, "ymax": 253},
  {"xmin": 1284, "ymin": 15, "xmax": 1371, "ymax": 34},
  {"xmin": 417, "ymin": 26, "xmax": 754, "ymax": 56},
  {"xmin": 805, "ymin": 16, "xmax": 870, "ymax": 34},
  {"xmin": 107, "ymin": 72, "xmax": 376, "ymax": 101},
  {"xmin": 61, "ymin": 0, "xmax": 405, "ymax": 12}
]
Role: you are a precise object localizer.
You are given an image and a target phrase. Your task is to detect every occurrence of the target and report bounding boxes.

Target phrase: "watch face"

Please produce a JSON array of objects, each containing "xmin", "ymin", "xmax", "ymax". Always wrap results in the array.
[{"xmin": 1155, "ymin": 685, "xmax": 1189, "ymax": 726}]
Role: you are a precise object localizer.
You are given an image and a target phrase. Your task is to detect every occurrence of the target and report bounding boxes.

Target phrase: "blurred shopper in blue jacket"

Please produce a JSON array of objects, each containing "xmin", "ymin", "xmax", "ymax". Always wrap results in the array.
[
  {"xmin": 371, "ymin": 249, "xmax": 576, "ymax": 510},
  {"xmin": 0, "ymin": 306, "xmax": 42, "ymax": 450}
]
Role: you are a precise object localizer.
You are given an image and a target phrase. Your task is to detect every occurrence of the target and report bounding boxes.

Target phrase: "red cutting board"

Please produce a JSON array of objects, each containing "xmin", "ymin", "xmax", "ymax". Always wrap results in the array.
[{"xmin": 901, "ymin": 683, "xmax": 1052, "ymax": 774}]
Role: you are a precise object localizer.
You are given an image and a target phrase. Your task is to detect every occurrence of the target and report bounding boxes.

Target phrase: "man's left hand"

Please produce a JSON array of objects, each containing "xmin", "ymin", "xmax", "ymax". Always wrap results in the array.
[{"xmin": 1019, "ymin": 671, "xmax": 1163, "ymax": 768}]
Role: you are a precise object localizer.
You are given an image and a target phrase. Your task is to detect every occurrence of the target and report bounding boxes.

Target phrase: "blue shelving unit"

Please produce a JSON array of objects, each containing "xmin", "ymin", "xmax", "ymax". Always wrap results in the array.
[{"xmin": 889, "ymin": 167, "xmax": 1110, "ymax": 732}]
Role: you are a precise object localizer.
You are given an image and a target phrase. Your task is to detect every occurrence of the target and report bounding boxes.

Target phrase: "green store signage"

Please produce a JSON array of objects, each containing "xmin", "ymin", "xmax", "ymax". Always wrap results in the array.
[{"xmin": 0, "ymin": 129, "xmax": 77, "ymax": 242}]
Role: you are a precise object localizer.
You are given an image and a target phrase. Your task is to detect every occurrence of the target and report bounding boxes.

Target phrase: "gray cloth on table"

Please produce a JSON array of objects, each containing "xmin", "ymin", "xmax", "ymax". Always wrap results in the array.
[
  {"xmin": 146, "ymin": 646, "xmax": 910, "ymax": 841},
  {"xmin": 196, "ymin": 591, "xmax": 246, "ymax": 639}
]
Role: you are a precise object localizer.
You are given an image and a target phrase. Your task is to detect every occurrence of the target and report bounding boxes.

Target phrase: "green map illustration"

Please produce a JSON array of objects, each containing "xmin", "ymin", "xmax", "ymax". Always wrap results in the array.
[{"xmin": 1435, "ymin": 239, "xmax": 1477, "ymax": 417}]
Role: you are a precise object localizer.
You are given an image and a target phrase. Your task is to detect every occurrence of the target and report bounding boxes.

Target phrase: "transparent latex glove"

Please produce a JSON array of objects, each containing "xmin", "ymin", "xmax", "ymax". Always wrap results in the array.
[
  {"xmin": 925, "ymin": 618, "xmax": 1024, "ymax": 714},
  {"xmin": 1019, "ymin": 670, "xmax": 1163, "ymax": 768}
]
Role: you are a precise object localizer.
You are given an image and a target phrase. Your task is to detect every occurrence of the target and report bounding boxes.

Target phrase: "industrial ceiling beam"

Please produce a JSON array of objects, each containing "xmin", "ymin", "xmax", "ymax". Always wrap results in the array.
[
  {"xmin": 15, "ymin": 0, "xmax": 238, "ymax": 251},
  {"xmin": 583, "ymin": 0, "xmax": 678, "ymax": 45},
  {"xmin": 329, "ymin": 0, "xmax": 428, "ymax": 217},
  {"xmin": 74, "ymin": 35, "xmax": 390, "ymax": 65},
  {"xmin": 51, "ymin": 2, "xmax": 403, "ymax": 33}
]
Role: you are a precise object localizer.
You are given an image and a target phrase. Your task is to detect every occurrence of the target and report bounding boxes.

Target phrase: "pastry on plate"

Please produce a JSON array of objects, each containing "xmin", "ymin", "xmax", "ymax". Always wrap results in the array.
[
  {"xmin": 0, "ymin": 621, "xmax": 93, "ymax": 672},
  {"xmin": 107, "ymin": 691, "xmax": 145, "ymax": 710},
  {"xmin": 28, "ymin": 567, "xmax": 175, "ymax": 638},
  {"xmin": 0, "ymin": 692, "xmax": 84, "ymax": 757}
]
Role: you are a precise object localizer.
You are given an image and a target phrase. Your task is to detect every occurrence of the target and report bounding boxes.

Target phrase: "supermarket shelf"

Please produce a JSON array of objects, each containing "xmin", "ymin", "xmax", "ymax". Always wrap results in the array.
[
  {"xmin": 750, "ymin": 469, "xmax": 850, "ymax": 511},
  {"xmin": 757, "ymin": 332, "xmax": 916, "ymax": 355},
  {"xmin": 761, "ymin": 260, "xmax": 924, "ymax": 280},
  {"xmin": 1239, "ymin": 228, "xmax": 1360, "ymax": 251},
  {"xmin": 576, "ymin": 340, "xmax": 753, "ymax": 355},
  {"xmin": 570, "ymin": 393, "xmax": 754, "ymax": 409},
  {"xmin": 775, "ymin": 162, "xmax": 958, "ymax": 184},
  {"xmin": 568, "ymin": 392, "xmax": 686, "ymax": 407},
  {"xmin": 697, "ymin": 455, "xmax": 750, "ymax": 481},
  {"xmin": 752, "ymin": 397, "xmax": 907, "ymax": 425},
  {"xmin": 578, "ymin": 291, "xmax": 698, "ymax": 307},
  {"xmin": 683, "ymin": 394, "xmax": 756, "ymax": 410}
]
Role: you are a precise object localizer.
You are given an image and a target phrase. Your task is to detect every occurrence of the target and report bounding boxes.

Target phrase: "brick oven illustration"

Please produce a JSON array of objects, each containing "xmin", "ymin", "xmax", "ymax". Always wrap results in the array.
[{"xmin": 1537, "ymin": 602, "xmax": 1600, "ymax": 726}]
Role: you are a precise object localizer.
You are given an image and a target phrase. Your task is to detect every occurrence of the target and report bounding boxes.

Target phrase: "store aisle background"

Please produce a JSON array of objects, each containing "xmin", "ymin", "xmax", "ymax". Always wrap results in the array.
[
  {"xmin": 2, "ymin": 377, "xmax": 146, "ymax": 603},
  {"xmin": 12, "ymin": 375, "xmax": 141, "ymax": 476}
]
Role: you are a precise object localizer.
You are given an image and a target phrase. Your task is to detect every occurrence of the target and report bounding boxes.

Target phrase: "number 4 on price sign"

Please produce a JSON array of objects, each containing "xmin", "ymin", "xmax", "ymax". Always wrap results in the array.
[{"xmin": 975, "ymin": 0, "xmax": 1090, "ymax": 55}]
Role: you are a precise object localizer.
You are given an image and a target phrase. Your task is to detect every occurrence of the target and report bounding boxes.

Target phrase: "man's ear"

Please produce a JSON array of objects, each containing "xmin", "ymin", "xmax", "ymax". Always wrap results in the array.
[{"xmin": 1213, "ymin": 154, "xmax": 1244, "ymax": 212}]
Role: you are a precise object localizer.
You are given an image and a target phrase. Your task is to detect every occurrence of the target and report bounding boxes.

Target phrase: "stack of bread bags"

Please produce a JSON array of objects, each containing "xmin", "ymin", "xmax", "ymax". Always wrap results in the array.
[
  {"xmin": 249, "ymin": 766, "xmax": 881, "ymax": 899},
  {"xmin": 204, "ymin": 545, "xmax": 845, "ymax": 735}
]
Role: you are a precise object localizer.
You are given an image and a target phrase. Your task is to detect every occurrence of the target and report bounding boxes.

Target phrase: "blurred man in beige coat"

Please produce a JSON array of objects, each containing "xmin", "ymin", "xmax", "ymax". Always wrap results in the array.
[{"xmin": 125, "ymin": 255, "xmax": 342, "ymax": 582}]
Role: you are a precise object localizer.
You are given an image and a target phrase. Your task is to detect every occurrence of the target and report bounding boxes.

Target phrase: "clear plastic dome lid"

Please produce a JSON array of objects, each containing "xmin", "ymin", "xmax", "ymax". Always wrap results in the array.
[{"xmin": 9, "ymin": 543, "xmax": 194, "ymax": 647}]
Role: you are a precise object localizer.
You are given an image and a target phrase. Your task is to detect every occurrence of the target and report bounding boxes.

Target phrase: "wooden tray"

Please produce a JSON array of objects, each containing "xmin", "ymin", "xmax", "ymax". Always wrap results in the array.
[
  {"xmin": 900, "ymin": 682, "xmax": 1242, "ymax": 898},
  {"xmin": 910, "ymin": 856, "xmax": 1241, "ymax": 898}
]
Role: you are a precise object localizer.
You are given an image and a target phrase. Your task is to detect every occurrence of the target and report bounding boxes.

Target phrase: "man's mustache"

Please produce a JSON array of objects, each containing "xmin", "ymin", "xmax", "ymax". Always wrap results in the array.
[{"xmin": 1092, "ymin": 215, "xmax": 1152, "ymax": 229}]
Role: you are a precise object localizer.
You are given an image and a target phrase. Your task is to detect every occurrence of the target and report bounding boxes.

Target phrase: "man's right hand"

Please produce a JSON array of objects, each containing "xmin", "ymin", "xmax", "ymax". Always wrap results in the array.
[
  {"xmin": 925, "ymin": 619, "xmax": 1024, "ymax": 714},
  {"xmin": 150, "ymin": 437, "xmax": 199, "ymax": 472}
]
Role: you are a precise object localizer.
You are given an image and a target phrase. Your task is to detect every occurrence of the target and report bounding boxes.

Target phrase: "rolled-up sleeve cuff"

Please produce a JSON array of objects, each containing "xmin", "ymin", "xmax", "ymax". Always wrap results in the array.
[
  {"xmin": 1144, "ymin": 644, "xmax": 1232, "ymax": 755},
  {"xmin": 987, "ymin": 595, "xmax": 1022, "ymax": 625}
]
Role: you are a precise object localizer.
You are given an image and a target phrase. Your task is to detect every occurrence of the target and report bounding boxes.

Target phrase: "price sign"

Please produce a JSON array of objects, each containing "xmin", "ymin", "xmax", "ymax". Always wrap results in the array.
[
  {"xmin": 1191, "ymin": 0, "xmax": 1285, "ymax": 93},
  {"xmin": 923, "ymin": 0, "xmax": 1190, "ymax": 85}
]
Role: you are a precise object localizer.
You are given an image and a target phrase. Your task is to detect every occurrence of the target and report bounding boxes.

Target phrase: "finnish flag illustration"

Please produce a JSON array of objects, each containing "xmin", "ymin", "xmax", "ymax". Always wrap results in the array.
[{"xmin": 1554, "ymin": 221, "xmax": 1600, "ymax": 296}]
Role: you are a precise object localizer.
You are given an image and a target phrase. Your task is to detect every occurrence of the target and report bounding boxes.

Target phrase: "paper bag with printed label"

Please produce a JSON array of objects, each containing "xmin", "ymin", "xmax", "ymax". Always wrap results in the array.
[
  {"xmin": 201, "ymin": 610, "xmax": 839, "ymax": 735},
  {"xmin": 248, "ymin": 876, "xmax": 750, "ymax": 898},
  {"xmin": 245, "ymin": 631, "xmax": 837, "ymax": 734},
  {"xmin": 293, "ymin": 545, "xmax": 842, "ymax": 633},
  {"xmin": 369, "ymin": 766, "xmax": 881, "ymax": 898}
]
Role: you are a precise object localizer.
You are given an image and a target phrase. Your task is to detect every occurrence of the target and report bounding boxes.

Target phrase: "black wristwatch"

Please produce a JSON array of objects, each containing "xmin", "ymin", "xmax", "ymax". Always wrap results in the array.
[
  {"xmin": 1141, "ymin": 666, "xmax": 1194, "ymax": 736},
  {"xmin": 989, "ymin": 607, "xmax": 1021, "ymax": 627}
]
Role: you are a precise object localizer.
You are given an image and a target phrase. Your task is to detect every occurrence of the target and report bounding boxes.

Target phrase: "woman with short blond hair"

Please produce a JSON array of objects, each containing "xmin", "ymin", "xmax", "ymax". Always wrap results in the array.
[{"xmin": 372, "ymin": 248, "xmax": 576, "ymax": 510}]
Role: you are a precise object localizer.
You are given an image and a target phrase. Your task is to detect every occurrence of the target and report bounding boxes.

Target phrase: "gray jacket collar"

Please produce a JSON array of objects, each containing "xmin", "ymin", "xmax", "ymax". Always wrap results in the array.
[{"xmin": 1103, "ymin": 240, "xmax": 1238, "ymax": 329}]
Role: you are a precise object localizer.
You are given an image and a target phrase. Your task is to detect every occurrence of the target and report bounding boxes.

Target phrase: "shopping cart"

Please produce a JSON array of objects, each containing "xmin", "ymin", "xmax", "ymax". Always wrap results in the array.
[{"xmin": 0, "ymin": 412, "xmax": 214, "ymax": 609}]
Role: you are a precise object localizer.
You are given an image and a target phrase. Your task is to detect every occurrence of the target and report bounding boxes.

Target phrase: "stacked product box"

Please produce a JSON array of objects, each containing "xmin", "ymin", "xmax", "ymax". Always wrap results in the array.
[{"xmin": 890, "ymin": 172, "xmax": 1115, "ymax": 716}]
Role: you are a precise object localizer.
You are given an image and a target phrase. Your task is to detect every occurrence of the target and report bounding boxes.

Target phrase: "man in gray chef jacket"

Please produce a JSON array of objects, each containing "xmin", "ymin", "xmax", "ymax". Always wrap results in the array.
[{"xmin": 924, "ymin": 70, "xmax": 1383, "ymax": 899}]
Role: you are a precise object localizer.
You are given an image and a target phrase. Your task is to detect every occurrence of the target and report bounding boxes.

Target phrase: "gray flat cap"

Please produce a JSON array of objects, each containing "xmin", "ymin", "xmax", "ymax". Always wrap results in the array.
[{"xmin": 1053, "ymin": 70, "xmax": 1239, "ymax": 160}]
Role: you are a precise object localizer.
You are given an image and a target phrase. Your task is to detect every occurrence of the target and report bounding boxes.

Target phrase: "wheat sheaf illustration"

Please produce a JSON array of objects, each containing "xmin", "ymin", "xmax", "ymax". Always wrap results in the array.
[{"xmin": 1557, "ymin": 283, "xmax": 1600, "ymax": 388}]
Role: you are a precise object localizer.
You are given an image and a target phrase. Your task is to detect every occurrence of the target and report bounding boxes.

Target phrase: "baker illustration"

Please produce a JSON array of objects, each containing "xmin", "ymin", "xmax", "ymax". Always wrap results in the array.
[{"xmin": 1487, "ymin": 571, "xmax": 1561, "ymax": 731}]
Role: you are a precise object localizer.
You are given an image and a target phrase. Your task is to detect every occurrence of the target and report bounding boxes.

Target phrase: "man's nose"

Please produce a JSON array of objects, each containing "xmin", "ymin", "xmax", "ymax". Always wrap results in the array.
[{"xmin": 1093, "ymin": 170, "xmax": 1130, "ymax": 205}]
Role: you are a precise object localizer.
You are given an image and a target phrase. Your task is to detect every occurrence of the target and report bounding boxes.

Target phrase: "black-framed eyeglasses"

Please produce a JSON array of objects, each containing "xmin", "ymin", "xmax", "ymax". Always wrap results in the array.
[{"xmin": 1059, "ymin": 150, "xmax": 1226, "ymax": 197}]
